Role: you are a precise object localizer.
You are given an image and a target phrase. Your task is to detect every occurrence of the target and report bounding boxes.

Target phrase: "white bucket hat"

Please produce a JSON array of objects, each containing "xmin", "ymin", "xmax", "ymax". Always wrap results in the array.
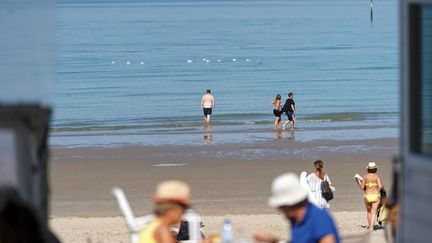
[
  {"xmin": 268, "ymin": 173, "xmax": 308, "ymax": 208},
  {"xmin": 367, "ymin": 162, "xmax": 378, "ymax": 170}
]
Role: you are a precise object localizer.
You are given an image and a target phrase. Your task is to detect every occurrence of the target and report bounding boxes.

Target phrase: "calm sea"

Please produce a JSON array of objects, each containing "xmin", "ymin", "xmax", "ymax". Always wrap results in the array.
[{"xmin": 53, "ymin": 0, "xmax": 399, "ymax": 147}]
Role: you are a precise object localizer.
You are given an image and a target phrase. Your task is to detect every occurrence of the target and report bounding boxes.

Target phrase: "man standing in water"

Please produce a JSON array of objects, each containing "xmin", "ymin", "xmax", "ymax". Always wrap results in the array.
[
  {"xmin": 201, "ymin": 89, "xmax": 215, "ymax": 123},
  {"xmin": 282, "ymin": 92, "xmax": 296, "ymax": 130}
]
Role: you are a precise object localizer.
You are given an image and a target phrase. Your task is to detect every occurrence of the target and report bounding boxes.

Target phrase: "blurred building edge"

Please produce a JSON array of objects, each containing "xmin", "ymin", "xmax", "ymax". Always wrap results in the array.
[
  {"xmin": 0, "ymin": 106, "xmax": 51, "ymax": 220},
  {"xmin": 0, "ymin": 0, "xmax": 58, "ymax": 242},
  {"xmin": 399, "ymin": 0, "xmax": 432, "ymax": 242}
]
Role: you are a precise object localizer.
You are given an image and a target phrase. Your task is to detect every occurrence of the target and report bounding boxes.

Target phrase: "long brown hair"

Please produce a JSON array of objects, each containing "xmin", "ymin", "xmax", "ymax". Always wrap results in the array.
[
  {"xmin": 314, "ymin": 160, "xmax": 325, "ymax": 179},
  {"xmin": 272, "ymin": 94, "xmax": 281, "ymax": 107}
]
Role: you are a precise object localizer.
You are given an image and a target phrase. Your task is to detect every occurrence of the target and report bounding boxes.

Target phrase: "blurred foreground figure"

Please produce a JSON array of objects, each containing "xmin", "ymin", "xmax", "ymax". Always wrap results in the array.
[
  {"xmin": 254, "ymin": 173, "xmax": 340, "ymax": 243},
  {"xmin": 138, "ymin": 180, "xmax": 191, "ymax": 243}
]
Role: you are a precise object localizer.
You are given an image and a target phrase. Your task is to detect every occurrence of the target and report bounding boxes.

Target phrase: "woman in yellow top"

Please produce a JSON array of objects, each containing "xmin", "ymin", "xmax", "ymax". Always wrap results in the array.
[
  {"xmin": 355, "ymin": 162, "xmax": 384, "ymax": 232},
  {"xmin": 139, "ymin": 180, "xmax": 190, "ymax": 243}
]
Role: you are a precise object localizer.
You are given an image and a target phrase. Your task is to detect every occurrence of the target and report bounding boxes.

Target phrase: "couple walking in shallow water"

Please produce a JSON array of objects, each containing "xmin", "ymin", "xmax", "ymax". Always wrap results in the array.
[{"xmin": 272, "ymin": 92, "xmax": 295, "ymax": 130}]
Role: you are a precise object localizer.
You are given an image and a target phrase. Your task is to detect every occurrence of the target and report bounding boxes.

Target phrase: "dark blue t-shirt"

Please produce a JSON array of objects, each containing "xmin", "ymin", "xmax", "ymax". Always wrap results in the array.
[{"xmin": 290, "ymin": 203, "xmax": 340, "ymax": 243}]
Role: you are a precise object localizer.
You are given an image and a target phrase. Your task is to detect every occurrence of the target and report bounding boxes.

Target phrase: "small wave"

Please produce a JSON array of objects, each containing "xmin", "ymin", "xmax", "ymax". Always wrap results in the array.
[
  {"xmin": 300, "ymin": 119, "xmax": 332, "ymax": 123},
  {"xmin": 51, "ymin": 112, "xmax": 398, "ymax": 133},
  {"xmin": 302, "ymin": 112, "xmax": 398, "ymax": 122}
]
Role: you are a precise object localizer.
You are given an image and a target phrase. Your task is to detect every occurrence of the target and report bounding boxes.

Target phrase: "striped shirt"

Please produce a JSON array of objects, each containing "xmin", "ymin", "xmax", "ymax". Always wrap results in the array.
[{"xmin": 306, "ymin": 173, "xmax": 332, "ymax": 208}]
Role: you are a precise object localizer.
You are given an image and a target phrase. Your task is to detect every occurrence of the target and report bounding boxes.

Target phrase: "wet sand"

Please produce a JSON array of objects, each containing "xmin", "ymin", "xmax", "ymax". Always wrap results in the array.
[{"xmin": 49, "ymin": 137, "xmax": 397, "ymax": 242}]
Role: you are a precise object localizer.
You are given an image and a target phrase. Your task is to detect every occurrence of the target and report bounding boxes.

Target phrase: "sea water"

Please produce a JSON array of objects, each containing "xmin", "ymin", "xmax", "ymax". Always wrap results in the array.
[{"xmin": 53, "ymin": 0, "xmax": 399, "ymax": 147}]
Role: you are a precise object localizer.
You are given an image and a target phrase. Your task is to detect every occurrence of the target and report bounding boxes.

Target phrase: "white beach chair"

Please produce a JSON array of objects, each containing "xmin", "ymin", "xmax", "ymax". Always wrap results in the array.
[{"xmin": 111, "ymin": 187, "xmax": 155, "ymax": 243}]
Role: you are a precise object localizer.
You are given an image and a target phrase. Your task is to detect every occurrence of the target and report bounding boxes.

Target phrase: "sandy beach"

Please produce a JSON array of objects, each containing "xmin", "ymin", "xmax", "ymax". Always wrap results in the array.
[{"xmin": 49, "ymin": 137, "xmax": 397, "ymax": 242}]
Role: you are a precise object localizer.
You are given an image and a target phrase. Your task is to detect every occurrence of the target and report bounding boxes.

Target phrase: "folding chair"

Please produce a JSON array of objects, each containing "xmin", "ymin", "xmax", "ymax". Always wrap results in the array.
[{"xmin": 111, "ymin": 187, "xmax": 155, "ymax": 243}]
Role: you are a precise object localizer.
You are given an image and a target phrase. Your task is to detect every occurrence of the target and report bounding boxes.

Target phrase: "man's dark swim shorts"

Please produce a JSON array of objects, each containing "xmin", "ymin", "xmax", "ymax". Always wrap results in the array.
[
  {"xmin": 203, "ymin": 108, "xmax": 212, "ymax": 116},
  {"xmin": 286, "ymin": 111, "xmax": 294, "ymax": 121}
]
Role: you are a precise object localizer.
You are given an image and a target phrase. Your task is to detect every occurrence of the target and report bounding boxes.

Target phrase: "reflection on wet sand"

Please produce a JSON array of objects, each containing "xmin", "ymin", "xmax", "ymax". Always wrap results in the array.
[
  {"xmin": 203, "ymin": 125, "xmax": 213, "ymax": 144},
  {"xmin": 274, "ymin": 129, "xmax": 296, "ymax": 141}
]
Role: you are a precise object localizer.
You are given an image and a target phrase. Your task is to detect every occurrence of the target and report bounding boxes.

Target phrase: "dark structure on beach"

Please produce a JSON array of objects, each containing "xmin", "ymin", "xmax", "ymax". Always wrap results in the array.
[{"xmin": 399, "ymin": 0, "xmax": 432, "ymax": 241}]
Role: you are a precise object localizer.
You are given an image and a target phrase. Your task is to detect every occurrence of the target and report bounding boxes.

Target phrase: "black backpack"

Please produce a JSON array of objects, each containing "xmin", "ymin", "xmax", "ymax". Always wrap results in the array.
[
  {"xmin": 321, "ymin": 180, "xmax": 334, "ymax": 201},
  {"xmin": 282, "ymin": 100, "xmax": 290, "ymax": 112}
]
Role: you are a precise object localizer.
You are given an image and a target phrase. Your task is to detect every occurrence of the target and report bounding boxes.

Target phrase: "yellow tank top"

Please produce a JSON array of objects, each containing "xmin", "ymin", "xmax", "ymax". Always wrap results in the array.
[{"xmin": 138, "ymin": 219, "xmax": 161, "ymax": 243}]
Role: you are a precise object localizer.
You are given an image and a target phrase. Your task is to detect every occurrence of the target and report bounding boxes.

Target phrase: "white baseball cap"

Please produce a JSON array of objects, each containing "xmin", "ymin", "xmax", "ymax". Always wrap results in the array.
[{"xmin": 268, "ymin": 173, "xmax": 308, "ymax": 208}]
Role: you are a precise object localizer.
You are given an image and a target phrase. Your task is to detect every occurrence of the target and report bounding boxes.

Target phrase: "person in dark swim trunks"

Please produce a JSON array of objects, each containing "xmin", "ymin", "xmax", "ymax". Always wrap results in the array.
[
  {"xmin": 203, "ymin": 108, "xmax": 212, "ymax": 116},
  {"xmin": 271, "ymin": 94, "xmax": 282, "ymax": 130},
  {"xmin": 282, "ymin": 92, "xmax": 295, "ymax": 130},
  {"xmin": 201, "ymin": 89, "xmax": 215, "ymax": 123}
]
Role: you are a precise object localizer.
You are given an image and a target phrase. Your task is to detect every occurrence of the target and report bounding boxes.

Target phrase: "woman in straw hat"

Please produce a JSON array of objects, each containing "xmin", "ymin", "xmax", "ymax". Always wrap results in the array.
[
  {"xmin": 355, "ymin": 162, "xmax": 384, "ymax": 232},
  {"xmin": 138, "ymin": 180, "xmax": 191, "ymax": 243}
]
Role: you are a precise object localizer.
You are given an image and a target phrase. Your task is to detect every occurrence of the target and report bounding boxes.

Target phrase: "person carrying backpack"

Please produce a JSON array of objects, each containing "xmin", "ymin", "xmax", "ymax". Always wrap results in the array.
[
  {"xmin": 281, "ymin": 92, "xmax": 296, "ymax": 130},
  {"xmin": 306, "ymin": 160, "xmax": 335, "ymax": 208}
]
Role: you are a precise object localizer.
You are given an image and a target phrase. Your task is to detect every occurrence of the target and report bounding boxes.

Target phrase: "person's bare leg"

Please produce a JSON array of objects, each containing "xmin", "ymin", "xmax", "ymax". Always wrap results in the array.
[
  {"xmin": 276, "ymin": 117, "xmax": 282, "ymax": 130},
  {"xmin": 207, "ymin": 115, "xmax": 211, "ymax": 123},
  {"xmin": 370, "ymin": 200, "xmax": 380, "ymax": 231},
  {"xmin": 282, "ymin": 120, "xmax": 289, "ymax": 130},
  {"xmin": 364, "ymin": 199, "xmax": 372, "ymax": 230}
]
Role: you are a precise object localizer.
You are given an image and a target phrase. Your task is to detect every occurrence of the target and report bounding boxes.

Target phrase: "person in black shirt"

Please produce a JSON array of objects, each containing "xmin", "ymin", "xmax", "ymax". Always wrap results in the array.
[{"xmin": 282, "ymin": 92, "xmax": 295, "ymax": 129}]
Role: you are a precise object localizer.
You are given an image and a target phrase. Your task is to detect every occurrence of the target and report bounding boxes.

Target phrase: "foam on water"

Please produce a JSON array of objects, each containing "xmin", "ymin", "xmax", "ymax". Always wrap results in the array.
[{"xmin": 152, "ymin": 163, "xmax": 187, "ymax": 167}]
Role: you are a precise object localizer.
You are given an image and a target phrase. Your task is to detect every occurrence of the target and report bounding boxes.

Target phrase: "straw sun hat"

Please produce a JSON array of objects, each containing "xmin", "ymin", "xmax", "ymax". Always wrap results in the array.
[
  {"xmin": 367, "ymin": 162, "xmax": 378, "ymax": 170},
  {"xmin": 153, "ymin": 180, "xmax": 191, "ymax": 206},
  {"xmin": 268, "ymin": 173, "xmax": 308, "ymax": 208}
]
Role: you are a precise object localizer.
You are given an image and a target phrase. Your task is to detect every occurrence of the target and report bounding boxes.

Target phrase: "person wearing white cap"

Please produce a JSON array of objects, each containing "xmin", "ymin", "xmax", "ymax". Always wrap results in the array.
[
  {"xmin": 355, "ymin": 162, "xmax": 384, "ymax": 232},
  {"xmin": 254, "ymin": 173, "xmax": 340, "ymax": 243},
  {"xmin": 138, "ymin": 180, "xmax": 191, "ymax": 243}
]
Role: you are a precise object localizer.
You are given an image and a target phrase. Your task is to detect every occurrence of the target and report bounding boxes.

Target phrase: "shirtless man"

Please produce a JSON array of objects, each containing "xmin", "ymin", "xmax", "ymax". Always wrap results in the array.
[{"xmin": 201, "ymin": 89, "xmax": 215, "ymax": 123}]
